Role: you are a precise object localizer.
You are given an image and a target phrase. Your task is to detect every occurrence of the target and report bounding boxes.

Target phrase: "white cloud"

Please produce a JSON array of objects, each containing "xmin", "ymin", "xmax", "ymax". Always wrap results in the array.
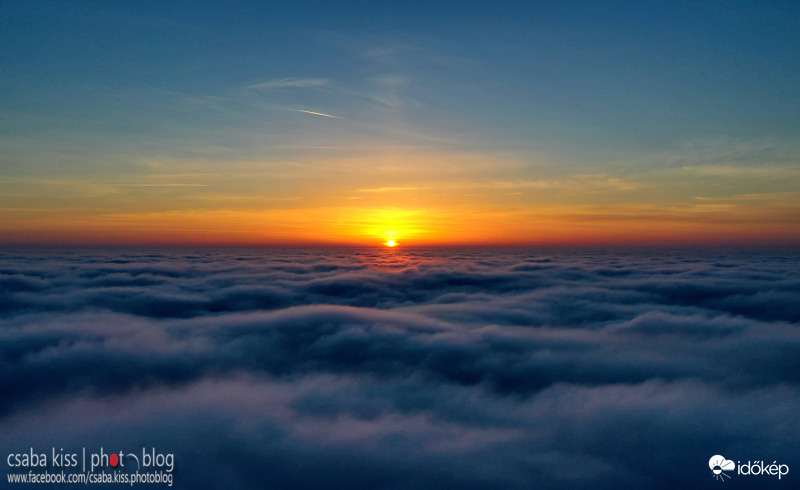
[
  {"xmin": 246, "ymin": 78, "xmax": 329, "ymax": 90},
  {"xmin": 290, "ymin": 108, "xmax": 342, "ymax": 119}
]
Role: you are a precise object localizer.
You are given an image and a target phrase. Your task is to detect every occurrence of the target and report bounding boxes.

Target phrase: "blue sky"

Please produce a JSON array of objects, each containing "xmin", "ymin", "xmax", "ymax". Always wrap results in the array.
[{"xmin": 1, "ymin": 0, "xmax": 798, "ymax": 244}]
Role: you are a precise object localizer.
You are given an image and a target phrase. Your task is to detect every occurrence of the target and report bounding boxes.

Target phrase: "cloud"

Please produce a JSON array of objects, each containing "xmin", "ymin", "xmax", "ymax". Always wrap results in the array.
[
  {"xmin": 246, "ymin": 78, "xmax": 329, "ymax": 90},
  {"xmin": 290, "ymin": 108, "xmax": 342, "ymax": 119},
  {"xmin": 358, "ymin": 186, "xmax": 428, "ymax": 193},
  {"xmin": 0, "ymin": 247, "xmax": 798, "ymax": 488}
]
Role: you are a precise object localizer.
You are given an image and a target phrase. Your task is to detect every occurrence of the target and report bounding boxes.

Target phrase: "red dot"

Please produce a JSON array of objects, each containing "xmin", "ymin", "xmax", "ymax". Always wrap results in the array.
[{"xmin": 110, "ymin": 453, "xmax": 119, "ymax": 467}]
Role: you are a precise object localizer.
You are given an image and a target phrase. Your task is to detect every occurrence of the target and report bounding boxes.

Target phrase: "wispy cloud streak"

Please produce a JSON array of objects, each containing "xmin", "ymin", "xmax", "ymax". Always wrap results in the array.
[
  {"xmin": 290, "ymin": 108, "xmax": 343, "ymax": 119},
  {"xmin": 247, "ymin": 78, "xmax": 329, "ymax": 90}
]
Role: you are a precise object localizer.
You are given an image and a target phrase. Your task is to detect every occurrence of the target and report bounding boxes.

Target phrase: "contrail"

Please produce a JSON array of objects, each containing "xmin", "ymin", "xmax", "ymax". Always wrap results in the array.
[{"xmin": 290, "ymin": 108, "xmax": 342, "ymax": 119}]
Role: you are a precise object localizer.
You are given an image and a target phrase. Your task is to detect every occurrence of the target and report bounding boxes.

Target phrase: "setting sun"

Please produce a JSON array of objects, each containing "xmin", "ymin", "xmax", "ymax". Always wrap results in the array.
[{"xmin": 386, "ymin": 240, "xmax": 397, "ymax": 247}]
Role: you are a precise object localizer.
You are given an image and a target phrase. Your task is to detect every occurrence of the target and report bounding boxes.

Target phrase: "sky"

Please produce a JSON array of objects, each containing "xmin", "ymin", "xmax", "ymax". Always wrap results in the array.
[{"xmin": 1, "ymin": 0, "xmax": 799, "ymax": 246}]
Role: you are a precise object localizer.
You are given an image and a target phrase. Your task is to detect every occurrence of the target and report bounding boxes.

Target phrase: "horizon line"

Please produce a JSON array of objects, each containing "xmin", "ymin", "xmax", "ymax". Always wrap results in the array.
[{"xmin": 1, "ymin": 240, "xmax": 797, "ymax": 250}]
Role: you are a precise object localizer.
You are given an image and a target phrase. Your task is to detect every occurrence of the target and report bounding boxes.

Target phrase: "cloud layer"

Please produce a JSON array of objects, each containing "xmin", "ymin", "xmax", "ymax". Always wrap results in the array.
[{"xmin": 1, "ymin": 247, "xmax": 798, "ymax": 489}]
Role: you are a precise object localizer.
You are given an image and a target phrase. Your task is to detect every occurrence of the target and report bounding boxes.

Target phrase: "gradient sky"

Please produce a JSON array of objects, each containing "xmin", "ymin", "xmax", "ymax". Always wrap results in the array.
[{"xmin": 1, "ymin": 0, "xmax": 798, "ymax": 245}]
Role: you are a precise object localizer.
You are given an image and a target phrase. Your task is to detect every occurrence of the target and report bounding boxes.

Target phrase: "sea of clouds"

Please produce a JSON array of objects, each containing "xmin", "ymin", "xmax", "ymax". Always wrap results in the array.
[{"xmin": 1, "ymin": 246, "xmax": 798, "ymax": 489}]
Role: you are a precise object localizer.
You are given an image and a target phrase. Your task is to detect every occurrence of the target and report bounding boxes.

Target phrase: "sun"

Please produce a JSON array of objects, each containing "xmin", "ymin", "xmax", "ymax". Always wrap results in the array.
[{"xmin": 386, "ymin": 240, "xmax": 397, "ymax": 247}]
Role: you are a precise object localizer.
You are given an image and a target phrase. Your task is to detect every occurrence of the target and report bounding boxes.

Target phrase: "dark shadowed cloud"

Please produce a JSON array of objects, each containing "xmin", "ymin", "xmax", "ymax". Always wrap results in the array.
[{"xmin": 1, "ymin": 247, "xmax": 798, "ymax": 489}]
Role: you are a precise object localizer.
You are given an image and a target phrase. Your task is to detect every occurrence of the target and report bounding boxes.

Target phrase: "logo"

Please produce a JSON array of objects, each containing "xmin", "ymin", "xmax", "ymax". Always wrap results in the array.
[
  {"xmin": 708, "ymin": 454, "xmax": 790, "ymax": 482},
  {"xmin": 709, "ymin": 455, "xmax": 735, "ymax": 481}
]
